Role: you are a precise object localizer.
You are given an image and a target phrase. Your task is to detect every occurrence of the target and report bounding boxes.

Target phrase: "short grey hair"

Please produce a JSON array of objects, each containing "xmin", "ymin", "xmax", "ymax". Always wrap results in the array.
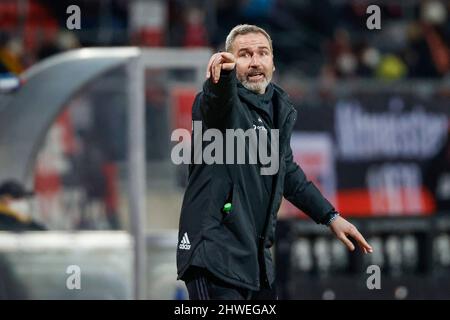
[{"xmin": 225, "ymin": 24, "xmax": 273, "ymax": 53}]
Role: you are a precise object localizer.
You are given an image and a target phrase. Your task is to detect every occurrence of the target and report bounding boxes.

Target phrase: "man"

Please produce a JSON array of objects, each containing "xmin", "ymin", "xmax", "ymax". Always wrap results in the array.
[
  {"xmin": 0, "ymin": 180, "xmax": 46, "ymax": 231},
  {"xmin": 177, "ymin": 24, "xmax": 372, "ymax": 300}
]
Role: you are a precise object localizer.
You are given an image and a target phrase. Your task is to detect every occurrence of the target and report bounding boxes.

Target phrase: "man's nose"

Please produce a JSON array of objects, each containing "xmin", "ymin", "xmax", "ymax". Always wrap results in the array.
[{"xmin": 249, "ymin": 54, "xmax": 261, "ymax": 67}]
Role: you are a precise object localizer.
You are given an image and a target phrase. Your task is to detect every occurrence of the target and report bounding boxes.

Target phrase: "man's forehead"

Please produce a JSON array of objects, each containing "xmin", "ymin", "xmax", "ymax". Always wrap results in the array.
[{"xmin": 233, "ymin": 33, "xmax": 271, "ymax": 51}]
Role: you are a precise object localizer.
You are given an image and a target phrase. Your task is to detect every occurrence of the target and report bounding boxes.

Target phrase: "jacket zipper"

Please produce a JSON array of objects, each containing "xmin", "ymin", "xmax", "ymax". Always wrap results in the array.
[{"xmin": 260, "ymin": 107, "xmax": 296, "ymax": 243}]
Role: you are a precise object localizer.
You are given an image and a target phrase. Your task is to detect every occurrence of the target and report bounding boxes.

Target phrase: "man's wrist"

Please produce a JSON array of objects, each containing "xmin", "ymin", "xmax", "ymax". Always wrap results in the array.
[
  {"xmin": 325, "ymin": 211, "xmax": 340, "ymax": 227},
  {"xmin": 219, "ymin": 67, "xmax": 235, "ymax": 78},
  {"xmin": 207, "ymin": 68, "xmax": 235, "ymax": 86}
]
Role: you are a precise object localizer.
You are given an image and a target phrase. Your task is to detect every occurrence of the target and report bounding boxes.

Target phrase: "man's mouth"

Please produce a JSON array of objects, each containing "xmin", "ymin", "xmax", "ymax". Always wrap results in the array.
[{"xmin": 247, "ymin": 72, "xmax": 265, "ymax": 81}]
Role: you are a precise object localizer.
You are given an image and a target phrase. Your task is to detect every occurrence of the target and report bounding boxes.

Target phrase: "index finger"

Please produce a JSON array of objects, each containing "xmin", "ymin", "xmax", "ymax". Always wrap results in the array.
[
  {"xmin": 339, "ymin": 234, "xmax": 355, "ymax": 251},
  {"xmin": 220, "ymin": 52, "xmax": 236, "ymax": 63}
]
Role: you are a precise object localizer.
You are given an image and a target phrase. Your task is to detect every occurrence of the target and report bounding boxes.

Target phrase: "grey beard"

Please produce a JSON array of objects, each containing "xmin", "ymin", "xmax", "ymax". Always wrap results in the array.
[{"xmin": 239, "ymin": 74, "xmax": 272, "ymax": 94}]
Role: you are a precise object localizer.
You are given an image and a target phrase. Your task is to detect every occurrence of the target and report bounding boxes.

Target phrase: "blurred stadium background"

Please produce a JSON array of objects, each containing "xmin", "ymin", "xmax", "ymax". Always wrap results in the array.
[{"xmin": 0, "ymin": 0, "xmax": 450, "ymax": 299}]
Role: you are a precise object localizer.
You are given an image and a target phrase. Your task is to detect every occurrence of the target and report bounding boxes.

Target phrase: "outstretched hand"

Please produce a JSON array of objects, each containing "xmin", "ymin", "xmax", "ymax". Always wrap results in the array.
[
  {"xmin": 206, "ymin": 52, "xmax": 236, "ymax": 83},
  {"xmin": 329, "ymin": 216, "xmax": 373, "ymax": 254}
]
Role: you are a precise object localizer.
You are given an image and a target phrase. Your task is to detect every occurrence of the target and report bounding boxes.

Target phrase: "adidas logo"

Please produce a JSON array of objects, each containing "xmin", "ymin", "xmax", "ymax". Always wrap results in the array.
[
  {"xmin": 179, "ymin": 232, "xmax": 191, "ymax": 250},
  {"xmin": 258, "ymin": 117, "xmax": 263, "ymax": 123}
]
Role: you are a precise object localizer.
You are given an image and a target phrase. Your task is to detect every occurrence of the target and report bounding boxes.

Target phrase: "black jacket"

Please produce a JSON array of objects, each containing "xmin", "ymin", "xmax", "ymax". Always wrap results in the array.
[{"xmin": 176, "ymin": 69, "xmax": 335, "ymax": 290}]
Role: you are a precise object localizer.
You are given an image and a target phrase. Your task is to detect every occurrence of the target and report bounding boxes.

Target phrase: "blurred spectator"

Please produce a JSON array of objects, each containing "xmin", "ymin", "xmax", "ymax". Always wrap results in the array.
[
  {"xmin": 183, "ymin": 7, "xmax": 209, "ymax": 47},
  {"xmin": 0, "ymin": 180, "xmax": 46, "ymax": 231},
  {"xmin": 356, "ymin": 44, "xmax": 380, "ymax": 77},
  {"xmin": 404, "ymin": 22, "xmax": 438, "ymax": 78},
  {"xmin": 327, "ymin": 28, "xmax": 358, "ymax": 78},
  {"xmin": 401, "ymin": 1, "xmax": 450, "ymax": 78},
  {"xmin": 0, "ymin": 32, "xmax": 24, "ymax": 75},
  {"xmin": 75, "ymin": 130, "xmax": 110, "ymax": 229}
]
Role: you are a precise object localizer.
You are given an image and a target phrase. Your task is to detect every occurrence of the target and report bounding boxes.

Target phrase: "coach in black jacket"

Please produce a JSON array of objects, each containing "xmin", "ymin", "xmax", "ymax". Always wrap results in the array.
[{"xmin": 177, "ymin": 24, "xmax": 372, "ymax": 300}]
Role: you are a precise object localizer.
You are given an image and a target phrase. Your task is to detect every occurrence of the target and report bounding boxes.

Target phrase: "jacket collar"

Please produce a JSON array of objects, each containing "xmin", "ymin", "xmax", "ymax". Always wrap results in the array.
[
  {"xmin": 272, "ymin": 82, "xmax": 296, "ymax": 128},
  {"xmin": 237, "ymin": 82, "xmax": 295, "ymax": 128},
  {"xmin": 237, "ymin": 82, "xmax": 273, "ymax": 115}
]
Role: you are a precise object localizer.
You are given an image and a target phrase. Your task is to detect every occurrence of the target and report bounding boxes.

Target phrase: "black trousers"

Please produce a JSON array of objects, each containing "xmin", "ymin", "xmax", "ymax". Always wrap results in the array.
[{"xmin": 183, "ymin": 266, "xmax": 278, "ymax": 300}]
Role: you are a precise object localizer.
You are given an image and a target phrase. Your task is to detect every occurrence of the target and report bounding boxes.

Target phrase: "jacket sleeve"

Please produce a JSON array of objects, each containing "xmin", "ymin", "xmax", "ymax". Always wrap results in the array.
[
  {"xmin": 283, "ymin": 143, "xmax": 336, "ymax": 224},
  {"xmin": 200, "ymin": 68, "xmax": 238, "ymax": 128}
]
